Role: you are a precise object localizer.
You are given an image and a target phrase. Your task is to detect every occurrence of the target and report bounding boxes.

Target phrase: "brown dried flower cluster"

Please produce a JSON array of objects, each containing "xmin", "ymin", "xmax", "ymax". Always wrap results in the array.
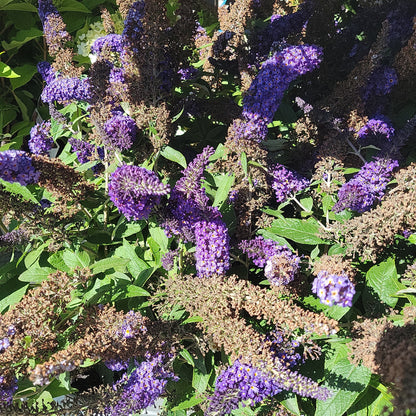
[
  {"xmin": 349, "ymin": 317, "xmax": 416, "ymax": 414},
  {"xmin": 330, "ymin": 163, "xmax": 416, "ymax": 261},
  {"xmin": 0, "ymin": 270, "xmax": 89, "ymax": 382},
  {"xmin": 313, "ymin": 254, "xmax": 356, "ymax": 281}
]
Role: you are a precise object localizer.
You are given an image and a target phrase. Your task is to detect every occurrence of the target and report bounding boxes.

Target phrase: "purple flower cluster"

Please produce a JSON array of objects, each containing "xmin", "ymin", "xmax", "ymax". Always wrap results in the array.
[
  {"xmin": 105, "ymin": 359, "xmax": 129, "ymax": 372},
  {"xmin": 69, "ymin": 137, "xmax": 104, "ymax": 165},
  {"xmin": 178, "ymin": 66, "xmax": 199, "ymax": 81},
  {"xmin": 333, "ymin": 158, "xmax": 399, "ymax": 213},
  {"xmin": 41, "ymin": 77, "xmax": 92, "ymax": 104},
  {"xmin": 91, "ymin": 34, "xmax": 124, "ymax": 56},
  {"xmin": 0, "ymin": 376, "xmax": 17, "ymax": 406},
  {"xmin": 362, "ymin": 66, "xmax": 398, "ymax": 101},
  {"xmin": 270, "ymin": 164, "xmax": 310, "ymax": 203},
  {"xmin": 104, "ymin": 113, "xmax": 138, "ymax": 151},
  {"xmin": 37, "ymin": 61, "xmax": 55, "ymax": 83},
  {"xmin": 0, "ymin": 150, "xmax": 40, "ymax": 186},
  {"xmin": 194, "ymin": 218, "xmax": 230, "ymax": 278},
  {"xmin": 122, "ymin": 0, "xmax": 145, "ymax": 53},
  {"xmin": 109, "ymin": 165, "xmax": 170, "ymax": 220},
  {"xmin": 29, "ymin": 121, "xmax": 53, "ymax": 155},
  {"xmin": 267, "ymin": 330, "xmax": 303, "ymax": 369},
  {"xmin": 161, "ymin": 249, "xmax": 179, "ymax": 271},
  {"xmin": 207, "ymin": 360, "xmax": 282, "ymax": 415},
  {"xmin": 106, "ymin": 354, "xmax": 177, "ymax": 416},
  {"xmin": 239, "ymin": 236, "xmax": 300, "ymax": 286},
  {"xmin": 312, "ymin": 271, "xmax": 355, "ymax": 307},
  {"xmin": 236, "ymin": 45, "xmax": 322, "ymax": 142},
  {"xmin": 118, "ymin": 311, "xmax": 147, "ymax": 339},
  {"xmin": 357, "ymin": 117, "xmax": 395, "ymax": 151}
]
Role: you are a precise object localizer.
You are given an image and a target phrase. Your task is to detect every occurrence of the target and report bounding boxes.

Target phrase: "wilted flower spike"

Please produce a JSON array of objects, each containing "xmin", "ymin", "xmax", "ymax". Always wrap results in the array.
[
  {"xmin": 108, "ymin": 165, "xmax": 170, "ymax": 220},
  {"xmin": 0, "ymin": 150, "xmax": 40, "ymax": 186}
]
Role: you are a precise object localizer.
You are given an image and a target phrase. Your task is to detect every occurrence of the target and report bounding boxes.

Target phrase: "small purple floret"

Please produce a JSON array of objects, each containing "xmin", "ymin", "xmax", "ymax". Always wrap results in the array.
[
  {"xmin": 312, "ymin": 271, "xmax": 355, "ymax": 307},
  {"xmin": 270, "ymin": 164, "xmax": 310, "ymax": 203},
  {"xmin": 0, "ymin": 150, "xmax": 40, "ymax": 186}
]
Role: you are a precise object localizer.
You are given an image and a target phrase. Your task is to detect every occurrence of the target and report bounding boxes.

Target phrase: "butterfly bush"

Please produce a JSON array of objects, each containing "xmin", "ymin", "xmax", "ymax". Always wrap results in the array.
[
  {"xmin": 108, "ymin": 165, "xmax": 170, "ymax": 220},
  {"xmin": 270, "ymin": 164, "xmax": 310, "ymax": 203},
  {"xmin": 29, "ymin": 121, "xmax": 53, "ymax": 155},
  {"xmin": 0, "ymin": 150, "xmax": 40, "ymax": 186},
  {"xmin": 312, "ymin": 271, "xmax": 355, "ymax": 307}
]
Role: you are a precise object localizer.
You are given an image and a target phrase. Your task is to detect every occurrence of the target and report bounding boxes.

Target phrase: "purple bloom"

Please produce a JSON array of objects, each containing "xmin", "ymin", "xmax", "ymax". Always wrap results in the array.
[
  {"xmin": 118, "ymin": 311, "xmax": 147, "ymax": 339},
  {"xmin": 109, "ymin": 67, "xmax": 125, "ymax": 84},
  {"xmin": 37, "ymin": 0, "xmax": 58, "ymax": 24},
  {"xmin": 242, "ymin": 45, "xmax": 322, "ymax": 136},
  {"xmin": 270, "ymin": 164, "xmax": 310, "ymax": 203},
  {"xmin": 178, "ymin": 66, "xmax": 199, "ymax": 81},
  {"xmin": 312, "ymin": 271, "xmax": 355, "ymax": 307},
  {"xmin": 104, "ymin": 113, "xmax": 138, "ymax": 151},
  {"xmin": 267, "ymin": 330, "xmax": 303, "ymax": 368},
  {"xmin": 41, "ymin": 77, "xmax": 92, "ymax": 104},
  {"xmin": 91, "ymin": 34, "xmax": 124, "ymax": 56},
  {"xmin": 0, "ymin": 150, "xmax": 40, "ymax": 186},
  {"xmin": 207, "ymin": 360, "xmax": 282, "ymax": 415},
  {"xmin": 29, "ymin": 121, "xmax": 53, "ymax": 155},
  {"xmin": 0, "ymin": 337, "xmax": 10, "ymax": 352},
  {"xmin": 106, "ymin": 353, "xmax": 177, "ymax": 415},
  {"xmin": 333, "ymin": 158, "xmax": 399, "ymax": 213},
  {"xmin": 122, "ymin": 0, "xmax": 145, "ymax": 54},
  {"xmin": 0, "ymin": 376, "xmax": 17, "ymax": 406},
  {"xmin": 69, "ymin": 137, "xmax": 104, "ymax": 165},
  {"xmin": 194, "ymin": 218, "xmax": 230, "ymax": 278},
  {"xmin": 109, "ymin": 165, "xmax": 170, "ymax": 220},
  {"xmin": 37, "ymin": 61, "xmax": 55, "ymax": 83},
  {"xmin": 105, "ymin": 359, "xmax": 129, "ymax": 372},
  {"xmin": 240, "ymin": 236, "xmax": 300, "ymax": 285},
  {"xmin": 357, "ymin": 117, "xmax": 395, "ymax": 149},
  {"xmin": 362, "ymin": 66, "xmax": 398, "ymax": 101}
]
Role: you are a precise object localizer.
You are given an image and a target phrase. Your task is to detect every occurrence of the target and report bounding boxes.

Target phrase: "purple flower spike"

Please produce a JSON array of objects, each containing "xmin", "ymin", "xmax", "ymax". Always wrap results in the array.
[
  {"xmin": 37, "ymin": 61, "xmax": 55, "ymax": 83},
  {"xmin": 105, "ymin": 359, "xmax": 129, "ymax": 372},
  {"xmin": 333, "ymin": 158, "xmax": 398, "ymax": 213},
  {"xmin": 91, "ymin": 34, "xmax": 124, "ymax": 56},
  {"xmin": 312, "ymin": 271, "xmax": 355, "ymax": 307},
  {"xmin": 0, "ymin": 150, "xmax": 40, "ymax": 186},
  {"xmin": 29, "ymin": 121, "xmax": 53, "ymax": 155},
  {"xmin": 207, "ymin": 360, "xmax": 282, "ymax": 414},
  {"xmin": 106, "ymin": 353, "xmax": 177, "ymax": 416},
  {"xmin": 41, "ymin": 77, "xmax": 92, "ymax": 104},
  {"xmin": 109, "ymin": 165, "xmax": 170, "ymax": 220},
  {"xmin": 194, "ymin": 218, "xmax": 230, "ymax": 278},
  {"xmin": 104, "ymin": 113, "xmax": 138, "ymax": 151},
  {"xmin": 270, "ymin": 164, "xmax": 310, "ymax": 203}
]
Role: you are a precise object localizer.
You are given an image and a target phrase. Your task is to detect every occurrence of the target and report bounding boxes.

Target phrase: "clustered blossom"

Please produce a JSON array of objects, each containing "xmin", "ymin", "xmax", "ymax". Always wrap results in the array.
[
  {"xmin": 270, "ymin": 164, "xmax": 310, "ymax": 203},
  {"xmin": 41, "ymin": 77, "xmax": 92, "ymax": 104},
  {"xmin": 106, "ymin": 354, "xmax": 177, "ymax": 416},
  {"xmin": 267, "ymin": 330, "xmax": 303, "ymax": 369},
  {"xmin": 362, "ymin": 66, "xmax": 398, "ymax": 101},
  {"xmin": 104, "ymin": 113, "xmax": 138, "ymax": 151},
  {"xmin": 312, "ymin": 271, "xmax": 355, "ymax": 307},
  {"xmin": 122, "ymin": 0, "xmax": 145, "ymax": 53},
  {"xmin": 0, "ymin": 376, "xmax": 17, "ymax": 406},
  {"xmin": 29, "ymin": 121, "xmax": 53, "ymax": 155},
  {"xmin": 207, "ymin": 360, "xmax": 282, "ymax": 415},
  {"xmin": 91, "ymin": 34, "xmax": 124, "ymax": 56},
  {"xmin": 178, "ymin": 66, "xmax": 199, "ymax": 81},
  {"xmin": 0, "ymin": 150, "xmax": 40, "ymax": 186},
  {"xmin": 194, "ymin": 218, "xmax": 230, "ymax": 278},
  {"xmin": 333, "ymin": 158, "xmax": 399, "ymax": 213},
  {"xmin": 68, "ymin": 137, "xmax": 104, "ymax": 166},
  {"xmin": 105, "ymin": 359, "xmax": 129, "ymax": 372},
  {"xmin": 357, "ymin": 117, "xmax": 395, "ymax": 142},
  {"xmin": 239, "ymin": 236, "xmax": 300, "ymax": 285},
  {"xmin": 37, "ymin": 61, "xmax": 55, "ymax": 83},
  {"xmin": 118, "ymin": 311, "xmax": 147, "ymax": 339},
  {"xmin": 109, "ymin": 165, "xmax": 170, "ymax": 220}
]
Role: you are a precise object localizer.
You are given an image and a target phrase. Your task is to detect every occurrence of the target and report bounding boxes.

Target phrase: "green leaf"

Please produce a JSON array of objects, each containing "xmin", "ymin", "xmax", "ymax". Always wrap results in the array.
[
  {"xmin": 48, "ymin": 251, "xmax": 71, "ymax": 272},
  {"xmin": 62, "ymin": 250, "xmax": 91, "ymax": 270},
  {"xmin": 10, "ymin": 64, "xmax": 38, "ymax": 89},
  {"xmin": 213, "ymin": 173, "xmax": 234, "ymax": 207},
  {"xmin": 366, "ymin": 258, "xmax": 406, "ymax": 307},
  {"xmin": 240, "ymin": 152, "xmax": 248, "ymax": 176},
  {"xmin": 125, "ymin": 285, "xmax": 150, "ymax": 297},
  {"xmin": 90, "ymin": 257, "xmax": 130, "ymax": 274},
  {"xmin": 192, "ymin": 367, "xmax": 210, "ymax": 393},
  {"xmin": 0, "ymin": 3, "xmax": 37, "ymax": 11},
  {"xmin": 24, "ymin": 242, "xmax": 49, "ymax": 269},
  {"xmin": 160, "ymin": 146, "xmax": 187, "ymax": 168},
  {"xmin": 0, "ymin": 61, "xmax": 20, "ymax": 78},
  {"xmin": 316, "ymin": 344, "xmax": 372, "ymax": 416},
  {"xmin": 179, "ymin": 349, "xmax": 195, "ymax": 366},
  {"xmin": 0, "ymin": 284, "xmax": 28, "ymax": 313},
  {"xmin": 19, "ymin": 266, "xmax": 54, "ymax": 283},
  {"xmin": 115, "ymin": 239, "xmax": 150, "ymax": 277},
  {"xmin": 59, "ymin": 0, "xmax": 91, "ymax": 12},
  {"xmin": 182, "ymin": 316, "xmax": 203, "ymax": 325},
  {"xmin": 2, "ymin": 29, "xmax": 43, "ymax": 51},
  {"xmin": 170, "ymin": 395, "xmax": 204, "ymax": 411},
  {"xmin": 149, "ymin": 226, "xmax": 169, "ymax": 251},
  {"xmin": 257, "ymin": 229, "xmax": 294, "ymax": 251},
  {"xmin": 268, "ymin": 218, "xmax": 327, "ymax": 245},
  {"xmin": 0, "ymin": 178, "xmax": 38, "ymax": 203}
]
